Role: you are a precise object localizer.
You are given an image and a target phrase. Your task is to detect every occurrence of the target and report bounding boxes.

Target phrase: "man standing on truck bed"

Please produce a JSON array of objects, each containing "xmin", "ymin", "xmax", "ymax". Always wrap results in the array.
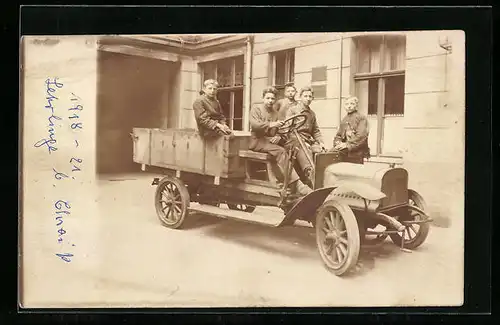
[
  {"xmin": 193, "ymin": 79, "xmax": 232, "ymax": 138},
  {"xmin": 249, "ymin": 86, "xmax": 312, "ymax": 196}
]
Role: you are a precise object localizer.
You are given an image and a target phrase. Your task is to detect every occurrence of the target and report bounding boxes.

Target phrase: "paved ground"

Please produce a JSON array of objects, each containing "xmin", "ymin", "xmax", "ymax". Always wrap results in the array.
[{"xmin": 22, "ymin": 172, "xmax": 465, "ymax": 308}]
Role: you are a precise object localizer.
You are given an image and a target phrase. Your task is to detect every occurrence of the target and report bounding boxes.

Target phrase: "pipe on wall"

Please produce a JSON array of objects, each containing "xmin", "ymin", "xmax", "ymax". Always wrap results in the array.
[
  {"xmin": 243, "ymin": 35, "xmax": 254, "ymax": 132},
  {"xmin": 338, "ymin": 34, "xmax": 344, "ymax": 125}
]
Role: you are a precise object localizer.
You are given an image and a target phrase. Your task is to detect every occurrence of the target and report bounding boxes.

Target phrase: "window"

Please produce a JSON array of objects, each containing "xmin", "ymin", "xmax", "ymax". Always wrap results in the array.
[
  {"xmin": 353, "ymin": 35, "xmax": 406, "ymax": 157},
  {"xmin": 200, "ymin": 56, "xmax": 244, "ymax": 130},
  {"xmin": 354, "ymin": 35, "xmax": 406, "ymax": 116},
  {"xmin": 270, "ymin": 49, "xmax": 295, "ymax": 99}
]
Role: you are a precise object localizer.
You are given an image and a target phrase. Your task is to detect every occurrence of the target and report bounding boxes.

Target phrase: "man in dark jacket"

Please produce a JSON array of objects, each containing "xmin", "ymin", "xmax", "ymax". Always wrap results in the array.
[
  {"xmin": 332, "ymin": 96, "xmax": 370, "ymax": 163},
  {"xmin": 275, "ymin": 82, "xmax": 299, "ymax": 121},
  {"xmin": 193, "ymin": 79, "xmax": 232, "ymax": 137},
  {"xmin": 250, "ymin": 86, "xmax": 312, "ymax": 196},
  {"xmin": 284, "ymin": 86, "xmax": 327, "ymax": 183}
]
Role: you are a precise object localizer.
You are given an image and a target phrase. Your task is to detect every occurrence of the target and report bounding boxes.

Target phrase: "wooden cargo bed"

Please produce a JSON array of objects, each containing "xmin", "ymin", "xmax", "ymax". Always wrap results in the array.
[{"xmin": 132, "ymin": 128, "xmax": 251, "ymax": 178}]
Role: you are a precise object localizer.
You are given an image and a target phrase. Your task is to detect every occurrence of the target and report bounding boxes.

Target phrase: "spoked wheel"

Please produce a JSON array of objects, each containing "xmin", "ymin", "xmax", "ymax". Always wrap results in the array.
[
  {"xmin": 389, "ymin": 189, "xmax": 431, "ymax": 249},
  {"xmin": 315, "ymin": 200, "xmax": 360, "ymax": 276},
  {"xmin": 227, "ymin": 203, "xmax": 256, "ymax": 213},
  {"xmin": 154, "ymin": 176, "xmax": 190, "ymax": 229}
]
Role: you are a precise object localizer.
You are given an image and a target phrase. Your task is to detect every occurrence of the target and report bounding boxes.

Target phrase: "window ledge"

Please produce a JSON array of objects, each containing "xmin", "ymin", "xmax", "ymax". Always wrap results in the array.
[
  {"xmin": 354, "ymin": 70, "xmax": 405, "ymax": 79},
  {"xmin": 232, "ymin": 130, "xmax": 252, "ymax": 136}
]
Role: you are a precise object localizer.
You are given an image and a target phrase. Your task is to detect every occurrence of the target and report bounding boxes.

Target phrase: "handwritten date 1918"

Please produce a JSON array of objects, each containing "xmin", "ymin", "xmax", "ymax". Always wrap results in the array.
[{"xmin": 69, "ymin": 93, "xmax": 83, "ymax": 130}]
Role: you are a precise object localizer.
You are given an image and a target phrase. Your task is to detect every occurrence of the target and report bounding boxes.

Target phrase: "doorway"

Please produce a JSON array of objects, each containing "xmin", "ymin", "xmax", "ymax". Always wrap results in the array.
[{"xmin": 96, "ymin": 50, "xmax": 179, "ymax": 174}]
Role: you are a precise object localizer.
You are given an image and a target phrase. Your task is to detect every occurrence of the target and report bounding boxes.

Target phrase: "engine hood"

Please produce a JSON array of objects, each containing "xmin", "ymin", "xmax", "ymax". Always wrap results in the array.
[{"xmin": 323, "ymin": 162, "xmax": 393, "ymax": 189}]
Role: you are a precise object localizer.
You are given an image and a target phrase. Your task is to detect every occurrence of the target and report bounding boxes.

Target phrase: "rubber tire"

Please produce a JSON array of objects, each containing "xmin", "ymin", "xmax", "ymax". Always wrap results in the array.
[
  {"xmin": 315, "ymin": 200, "xmax": 360, "ymax": 276},
  {"xmin": 154, "ymin": 176, "xmax": 190, "ymax": 229},
  {"xmin": 389, "ymin": 189, "xmax": 430, "ymax": 249}
]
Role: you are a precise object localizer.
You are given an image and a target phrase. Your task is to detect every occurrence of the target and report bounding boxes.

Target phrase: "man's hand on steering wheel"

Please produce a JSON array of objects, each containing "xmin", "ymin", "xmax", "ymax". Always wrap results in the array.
[{"xmin": 269, "ymin": 120, "xmax": 285, "ymax": 129}]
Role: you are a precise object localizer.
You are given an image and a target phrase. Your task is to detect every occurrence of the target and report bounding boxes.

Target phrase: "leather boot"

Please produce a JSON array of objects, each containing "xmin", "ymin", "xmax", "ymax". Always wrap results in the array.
[{"xmin": 303, "ymin": 167, "xmax": 314, "ymax": 188}]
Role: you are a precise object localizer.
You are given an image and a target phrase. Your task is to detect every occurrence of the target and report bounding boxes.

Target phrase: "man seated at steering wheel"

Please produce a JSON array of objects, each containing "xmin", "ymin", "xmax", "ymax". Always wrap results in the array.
[
  {"xmin": 284, "ymin": 86, "xmax": 327, "ymax": 183},
  {"xmin": 249, "ymin": 86, "xmax": 313, "ymax": 196}
]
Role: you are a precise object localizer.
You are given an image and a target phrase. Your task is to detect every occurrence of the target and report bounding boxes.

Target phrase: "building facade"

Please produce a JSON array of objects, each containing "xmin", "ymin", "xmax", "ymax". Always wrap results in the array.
[{"xmin": 96, "ymin": 31, "xmax": 465, "ymax": 227}]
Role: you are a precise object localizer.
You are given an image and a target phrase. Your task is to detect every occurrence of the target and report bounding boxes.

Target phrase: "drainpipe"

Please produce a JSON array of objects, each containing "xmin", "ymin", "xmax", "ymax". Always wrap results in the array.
[
  {"xmin": 243, "ymin": 35, "xmax": 253, "ymax": 132},
  {"xmin": 338, "ymin": 34, "xmax": 344, "ymax": 125}
]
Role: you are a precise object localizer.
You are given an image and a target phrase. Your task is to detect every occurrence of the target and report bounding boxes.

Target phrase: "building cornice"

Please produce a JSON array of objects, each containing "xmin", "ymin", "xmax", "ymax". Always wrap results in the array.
[{"xmin": 109, "ymin": 34, "xmax": 251, "ymax": 53}]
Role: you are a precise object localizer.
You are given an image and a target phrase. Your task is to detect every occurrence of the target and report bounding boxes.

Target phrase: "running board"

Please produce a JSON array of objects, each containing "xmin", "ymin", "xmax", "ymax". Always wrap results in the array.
[{"xmin": 189, "ymin": 204, "xmax": 285, "ymax": 227}]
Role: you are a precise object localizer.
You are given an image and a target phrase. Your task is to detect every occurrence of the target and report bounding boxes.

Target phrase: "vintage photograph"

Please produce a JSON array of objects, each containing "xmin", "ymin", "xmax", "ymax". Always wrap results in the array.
[{"xmin": 21, "ymin": 31, "xmax": 465, "ymax": 308}]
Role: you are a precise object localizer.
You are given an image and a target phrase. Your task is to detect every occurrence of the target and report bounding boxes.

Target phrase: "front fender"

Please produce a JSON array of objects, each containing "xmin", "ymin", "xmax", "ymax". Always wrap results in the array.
[{"xmin": 279, "ymin": 187, "xmax": 337, "ymax": 226}]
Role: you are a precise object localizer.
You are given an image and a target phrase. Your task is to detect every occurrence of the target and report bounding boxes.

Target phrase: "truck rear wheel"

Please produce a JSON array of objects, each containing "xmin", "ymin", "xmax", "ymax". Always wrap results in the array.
[
  {"xmin": 154, "ymin": 176, "xmax": 190, "ymax": 229},
  {"xmin": 315, "ymin": 200, "xmax": 360, "ymax": 276}
]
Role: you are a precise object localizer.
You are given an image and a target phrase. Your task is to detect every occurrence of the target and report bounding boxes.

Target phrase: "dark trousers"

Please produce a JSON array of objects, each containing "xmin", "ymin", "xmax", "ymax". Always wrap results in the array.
[
  {"xmin": 328, "ymin": 148, "xmax": 366, "ymax": 164},
  {"xmin": 284, "ymin": 137, "xmax": 322, "ymax": 173},
  {"xmin": 249, "ymin": 137, "xmax": 299, "ymax": 184}
]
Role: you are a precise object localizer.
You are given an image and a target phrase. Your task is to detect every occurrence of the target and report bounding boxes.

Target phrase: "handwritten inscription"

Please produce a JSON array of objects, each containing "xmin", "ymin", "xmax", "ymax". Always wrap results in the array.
[
  {"xmin": 33, "ymin": 78, "xmax": 64, "ymax": 154},
  {"xmin": 54, "ymin": 199, "xmax": 75, "ymax": 263},
  {"xmin": 54, "ymin": 200, "xmax": 71, "ymax": 241},
  {"xmin": 69, "ymin": 92, "xmax": 84, "ymax": 130},
  {"xmin": 52, "ymin": 158, "xmax": 83, "ymax": 181},
  {"xmin": 35, "ymin": 77, "xmax": 84, "ymax": 263}
]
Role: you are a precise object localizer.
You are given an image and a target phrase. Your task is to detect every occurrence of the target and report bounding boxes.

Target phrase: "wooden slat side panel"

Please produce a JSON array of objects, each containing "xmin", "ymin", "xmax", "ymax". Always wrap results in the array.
[
  {"xmin": 147, "ymin": 129, "xmax": 252, "ymax": 178},
  {"xmin": 204, "ymin": 136, "xmax": 224, "ymax": 176},
  {"xmin": 174, "ymin": 130, "xmax": 205, "ymax": 173},
  {"xmin": 132, "ymin": 128, "xmax": 152, "ymax": 165},
  {"xmin": 205, "ymin": 135, "xmax": 250, "ymax": 178},
  {"xmin": 150, "ymin": 129, "xmax": 176, "ymax": 167}
]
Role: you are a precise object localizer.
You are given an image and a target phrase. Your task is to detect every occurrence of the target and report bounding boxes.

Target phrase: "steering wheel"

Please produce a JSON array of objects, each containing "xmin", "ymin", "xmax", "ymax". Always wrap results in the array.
[{"xmin": 276, "ymin": 114, "xmax": 308, "ymax": 136}]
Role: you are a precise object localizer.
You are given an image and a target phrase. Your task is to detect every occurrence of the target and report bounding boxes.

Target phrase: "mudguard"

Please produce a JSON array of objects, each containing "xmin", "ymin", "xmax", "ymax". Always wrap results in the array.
[
  {"xmin": 279, "ymin": 187, "xmax": 337, "ymax": 226},
  {"xmin": 330, "ymin": 180, "xmax": 386, "ymax": 201}
]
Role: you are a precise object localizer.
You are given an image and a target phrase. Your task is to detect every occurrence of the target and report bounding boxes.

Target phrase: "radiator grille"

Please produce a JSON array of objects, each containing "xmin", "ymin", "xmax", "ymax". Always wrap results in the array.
[{"xmin": 381, "ymin": 168, "xmax": 408, "ymax": 208}]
